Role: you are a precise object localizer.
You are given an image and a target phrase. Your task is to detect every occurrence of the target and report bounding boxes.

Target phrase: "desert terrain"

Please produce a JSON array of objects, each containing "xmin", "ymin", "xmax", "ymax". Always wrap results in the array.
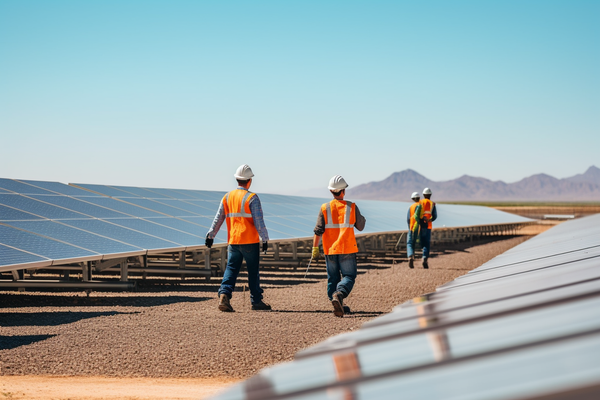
[{"xmin": 0, "ymin": 221, "xmax": 558, "ymax": 400}]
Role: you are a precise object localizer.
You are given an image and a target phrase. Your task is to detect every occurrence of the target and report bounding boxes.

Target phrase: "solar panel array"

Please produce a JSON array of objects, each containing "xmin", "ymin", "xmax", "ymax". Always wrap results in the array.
[
  {"xmin": 0, "ymin": 178, "xmax": 530, "ymax": 273},
  {"xmin": 211, "ymin": 213, "xmax": 600, "ymax": 400}
]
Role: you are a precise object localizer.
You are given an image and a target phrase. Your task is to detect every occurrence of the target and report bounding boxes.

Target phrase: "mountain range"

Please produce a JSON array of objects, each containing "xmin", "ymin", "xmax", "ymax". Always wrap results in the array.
[{"xmin": 346, "ymin": 166, "xmax": 600, "ymax": 202}]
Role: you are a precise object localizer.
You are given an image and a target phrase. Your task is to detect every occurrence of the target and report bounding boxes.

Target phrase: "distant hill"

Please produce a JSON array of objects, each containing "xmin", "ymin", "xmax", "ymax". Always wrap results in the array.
[{"xmin": 347, "ymin": 166, "xmax": 600, "ymax": 202}]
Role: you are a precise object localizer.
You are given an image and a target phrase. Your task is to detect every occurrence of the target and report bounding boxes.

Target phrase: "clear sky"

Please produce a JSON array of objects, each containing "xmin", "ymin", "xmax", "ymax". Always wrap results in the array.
[{"xmin": 1, "ymin": 0, "xmax": 598, "ymax": 196}]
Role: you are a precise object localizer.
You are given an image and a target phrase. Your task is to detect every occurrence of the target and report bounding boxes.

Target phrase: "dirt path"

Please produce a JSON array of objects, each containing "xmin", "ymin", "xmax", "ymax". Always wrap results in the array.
[{"xmin": 0, "ymin": 376, "xmax": 238, "ymax": 399}]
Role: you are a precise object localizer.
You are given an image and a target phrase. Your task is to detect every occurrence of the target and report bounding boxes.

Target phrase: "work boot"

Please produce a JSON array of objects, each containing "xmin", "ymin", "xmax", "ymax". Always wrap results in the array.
[
  {"xmin": 218, "ymin": 294, "xmax": 234, "ymax": 312},
  {"xmin": 332, "ymin": 292, "xmax": 345, "ymax": 317},
  {"xmin": 343, "ymin": 305, "xmax": 351, "ymax": 314},
  {"xmin": 251, "ymin": 300, "xmax": 272, "ymax": 311},
  {"xmin": 423, "ymin": 258, "xmax": 429, "ymax": 269},
  {"xmin": 408, "ymin": 256, "xmax": 414, "ymax": 269}
]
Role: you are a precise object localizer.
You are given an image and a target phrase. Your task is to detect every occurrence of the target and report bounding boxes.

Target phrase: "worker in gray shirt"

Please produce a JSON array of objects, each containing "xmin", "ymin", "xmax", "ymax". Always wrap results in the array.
[{"xmin": 312, "ymin": 175, "xmax": 366, "ymax": 317}]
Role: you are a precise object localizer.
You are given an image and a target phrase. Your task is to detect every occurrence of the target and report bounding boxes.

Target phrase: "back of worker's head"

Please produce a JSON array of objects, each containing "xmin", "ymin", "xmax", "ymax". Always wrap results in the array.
[
  {"xmin": 328, "ymin": 175, "xmax": 348, "ymax": 198},
  {"xmin": 411, "ymin": 192, "xmax": 420, "ymax": 202},
  {"xmin": 234, "ymin": 164, "xmax": 254, "ymax": 187},
  {"xmin": 423, "ymin": 187, "xmax": 432, "ymax": 199}
]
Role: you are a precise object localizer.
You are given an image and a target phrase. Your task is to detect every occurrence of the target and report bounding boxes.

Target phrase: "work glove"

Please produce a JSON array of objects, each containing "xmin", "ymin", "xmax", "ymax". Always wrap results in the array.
[
  {"xmin": 262, "ymin": 241, "xmax": 268, "ymax": 253},
  {"xmin": 311, "ymin": 247, "xmax": 320, "ymax": 259},
  {"xmin": 205, "ymin": 234, "xmax": 213, "ymax": 248}
]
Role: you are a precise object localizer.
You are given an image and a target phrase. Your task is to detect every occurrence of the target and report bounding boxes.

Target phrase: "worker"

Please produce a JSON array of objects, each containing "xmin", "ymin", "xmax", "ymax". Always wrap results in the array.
[
  {"xmin": 205, "ymin": 164, "xmax": 271, "ymax": 312},
  {"xmin": 406, "ymin": 191, "xmax": 421, "ymax": 269},
  {"xmin": 312, "ymin": 175, "xmax": 366, "ymax": 317},
  {"xmin": 413, "ymin": 187, "xmax": 437, "ymax": 269}
]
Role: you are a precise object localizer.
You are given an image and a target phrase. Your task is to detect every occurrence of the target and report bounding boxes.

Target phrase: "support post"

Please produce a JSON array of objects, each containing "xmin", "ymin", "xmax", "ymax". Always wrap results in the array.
[{"xmin": 120, "ymin": 260, "xmax": 128, "ymax": 282}]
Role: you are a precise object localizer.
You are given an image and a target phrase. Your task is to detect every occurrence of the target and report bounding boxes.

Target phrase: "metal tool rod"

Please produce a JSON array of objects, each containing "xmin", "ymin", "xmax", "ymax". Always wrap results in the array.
[{"xmin": 303, "ymin": 257, "xmax": 313, "ymax": 279}]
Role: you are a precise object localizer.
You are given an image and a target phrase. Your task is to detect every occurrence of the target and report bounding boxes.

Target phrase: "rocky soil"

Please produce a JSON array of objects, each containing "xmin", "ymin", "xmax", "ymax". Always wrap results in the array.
[{"xmin": 0, "ymin": 236, "xmax": 530, "ymax": 381}]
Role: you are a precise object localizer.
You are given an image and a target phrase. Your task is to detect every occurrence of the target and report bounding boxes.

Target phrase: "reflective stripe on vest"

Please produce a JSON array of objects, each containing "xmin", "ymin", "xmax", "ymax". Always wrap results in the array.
[
  {"xmin": 224, "ymin": 191, "xmax": 253, "ymax": 218},
  {"xmin": 223, "ymin": 189, "xmax": 259, "ymax": 244},
  {"xmin": 324, "ymin": 201, "xmax": 355, "ymax": 229},
  {"xmin": 321, "ymin": 199, "xmax": 358, "ymax": 255}
]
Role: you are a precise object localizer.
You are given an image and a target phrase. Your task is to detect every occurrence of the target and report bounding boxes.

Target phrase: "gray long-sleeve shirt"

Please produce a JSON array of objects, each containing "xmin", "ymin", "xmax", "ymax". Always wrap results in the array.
[{"xmin": 313, "ymin": 201, "xmax": 366, "ymax": 236}]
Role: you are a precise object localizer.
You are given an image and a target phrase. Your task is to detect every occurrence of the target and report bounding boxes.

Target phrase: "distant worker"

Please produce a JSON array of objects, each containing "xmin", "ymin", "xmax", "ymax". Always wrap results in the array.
[
  {"xmin": 406, "ymin": 191, "xmax": 421, "ymax": 269},
  {"xmin": 312, "ymin": 175, "xmax": 366, "ymax": 317},
  {"xmin": 205, "ymin": 164, "xmax": 272, "ymax": 312},
  {"xmin": 413, "ymin": 187, "xmax": 437, "ymax": 269}
]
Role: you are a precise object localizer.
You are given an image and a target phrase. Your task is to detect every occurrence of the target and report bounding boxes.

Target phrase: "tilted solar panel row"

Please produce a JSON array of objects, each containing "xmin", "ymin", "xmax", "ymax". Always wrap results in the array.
[
  {"xmin": 210, "ymin": 213, "xmax": 600, "ymax": 400},
  {"xmin": 0, "ymin": 178, "xmax": 530, "ymax": 272}
]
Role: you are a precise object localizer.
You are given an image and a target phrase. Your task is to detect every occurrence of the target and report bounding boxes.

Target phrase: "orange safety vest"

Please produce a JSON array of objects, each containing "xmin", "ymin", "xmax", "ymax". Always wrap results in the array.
[
  {"xmin": 222, "ymin": 189, "xmax": 260, "ymax": 245},
  {"xmin": 321, "ymin": 199, "xmax": 358, "ymax": 255},
  {"xmin": 409, "ymin": 202, "xmax": 420, "ymax": 231},
  {"xmin": 419, "ymin": 198, "xmax": 435, "ymax": 229}
]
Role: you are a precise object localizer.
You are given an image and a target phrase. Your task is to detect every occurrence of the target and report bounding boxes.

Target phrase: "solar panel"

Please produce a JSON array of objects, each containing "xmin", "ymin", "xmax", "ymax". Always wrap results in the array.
[
  {"xmin": 210, "ymin": 214, "xmax": 600, "ymax": 400},
  {"xmin": 0, "ymin": 178, "xmax": 56, "ymax": 195},
  {"xmin": 73, "ymin": 196, "xmax": 166, "ymax": 218},
  {"xmin": 104, "ymin": 218, "xmax": 202, "ymax": 246},
  {"xmin": 1, "ymin": 178, "xmax": 531, "ymax": 276},
  {"xmin": 0, "ymin": 194, "xmax": 90, "ymax": 220},
  {"xmin": 0, "ymin": 224, "xmax": 97, "ymax": 261},
  {"xmin": 17, "ymin": 179, "xmax": 102, "ymax": 197},
  {"xmin": 71, "ymin": 183, "xmax": 137, "ymax": 197},
  {"xmin": 0, "ymin": 243, "xmax": 49, "ymax": 268},
  {"xmin": 118, "ymin": 198, "xmax": 201, "ymax": 217},
  {"xmin": 26, "ymin": 195, "xmax": 131, "ymax": 219},
  {"xmin": 0, "ymin": 205, "xmax": 44, "ymax": 221},
  {"xmin": 6, "ymin": 220, "xmax": 142, "ymax": 255},
  {"xmin": 58, "ymin": 219, "xmax": 182, "ymax": 250}
]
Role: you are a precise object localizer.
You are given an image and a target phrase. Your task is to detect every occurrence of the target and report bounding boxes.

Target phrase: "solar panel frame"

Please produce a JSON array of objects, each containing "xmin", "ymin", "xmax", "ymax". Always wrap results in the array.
[
  {"xmin": 16, "ymin": 179, "xmax": 102, "ymax": 197},
  {"xmin": 0, "ymin": 178, "xmax": 57, "ymax": 195}
]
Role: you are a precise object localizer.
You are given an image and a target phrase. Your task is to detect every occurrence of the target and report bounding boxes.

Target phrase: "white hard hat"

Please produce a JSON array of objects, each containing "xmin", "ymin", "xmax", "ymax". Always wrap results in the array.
[
  {"xmin": 234, "ymin": 164, "xmax": 254, "ymax": 180},
  {"xmin": 328, "ymin": 175, "xmax": 348, "ymax": 191},
  {"xmin": 423, "ymin": 187, "xmax": 432, "ymax": 195},
  {"xmin": 411, "ymin": 192, "xmax": 420, "ymax": 199}
]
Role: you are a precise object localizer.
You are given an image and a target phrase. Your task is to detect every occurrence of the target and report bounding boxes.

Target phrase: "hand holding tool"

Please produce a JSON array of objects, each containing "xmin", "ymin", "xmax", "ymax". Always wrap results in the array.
[{"xmin": 311, "ymin": 246, "xmax": 320, "ymax": 259}]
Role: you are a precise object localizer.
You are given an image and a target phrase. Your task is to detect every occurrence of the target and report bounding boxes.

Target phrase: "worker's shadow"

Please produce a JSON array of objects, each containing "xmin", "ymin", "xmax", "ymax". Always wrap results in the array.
[
  {"xmin": 0, "ymin": 310, "xmax": 134, "ymax": 327},
  {"xmin": 0, "ymin": 294, "xmax": 211, "ymax": 308},
  {"xmin": 272, "ymin": 310, "xmax": 385, "ymax": 318},
  {"xmin": 0, "ymin": 334, "xmax": 56, "ymax": 350}
]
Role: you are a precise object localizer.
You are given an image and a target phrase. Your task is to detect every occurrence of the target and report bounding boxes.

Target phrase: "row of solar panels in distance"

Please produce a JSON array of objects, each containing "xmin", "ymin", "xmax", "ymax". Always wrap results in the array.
[
  {"xmin": 1, "ymin": 178, "xmax": 530, "ymax": 234},
  {"xmin": 211, "ymin": 214, "xmax": 600, "ymax": 400},
  {"xmin": 0, "ymin": 179, "xmax": 318, "ymax": 268},
  {"xmin": 0, "ymin": 178, "xmax": 531, "ymax": 269}
]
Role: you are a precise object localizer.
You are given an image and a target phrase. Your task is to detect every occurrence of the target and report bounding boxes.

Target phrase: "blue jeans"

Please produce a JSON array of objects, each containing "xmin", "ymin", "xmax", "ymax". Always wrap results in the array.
[
  {"xmin": 218, "ymin": 243, "xmax": 263, "ymax": 305},
  {"xmin": 420, "ymin": 228, "xmax": 431, "ymax": 259},
  {"xmin": 325, "ymin": 253, "xmax": 357, "ymax": 300},
  {"xmin": 407, "ymin": 230, "xmax": 417, "ymax": 257}
]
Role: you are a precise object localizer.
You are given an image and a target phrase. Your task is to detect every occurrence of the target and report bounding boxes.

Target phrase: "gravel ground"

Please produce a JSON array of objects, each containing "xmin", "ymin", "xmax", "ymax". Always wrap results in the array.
[{"xmin": 0, "ymin": 236, "xmax": 530, "ymax": 380}]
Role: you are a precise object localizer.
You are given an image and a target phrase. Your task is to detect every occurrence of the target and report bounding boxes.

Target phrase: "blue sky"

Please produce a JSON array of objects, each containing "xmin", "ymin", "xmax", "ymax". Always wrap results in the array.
[{"xmin": 1, "ymin": 0, "xmax": 598, "ymax": 196}]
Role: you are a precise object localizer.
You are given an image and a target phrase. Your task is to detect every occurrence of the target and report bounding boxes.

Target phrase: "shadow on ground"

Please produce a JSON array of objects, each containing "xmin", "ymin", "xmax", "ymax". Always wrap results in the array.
[
  {"xmin": 0, "ymin": 294, "xmax": 212, "ymax": 308},
  {"xmin": 0, "ymin": 334, "xmax": 56, "ymax": 350},
  {"xmin": 0, "ymin": 311, "xmax": 134, "ymax": 327}
]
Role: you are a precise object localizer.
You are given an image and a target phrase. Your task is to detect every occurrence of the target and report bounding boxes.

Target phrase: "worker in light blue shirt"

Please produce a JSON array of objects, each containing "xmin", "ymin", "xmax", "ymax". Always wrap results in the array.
[{"xmin": 205, "ymin": 164, "xmax": 271, "ymax": 312}]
